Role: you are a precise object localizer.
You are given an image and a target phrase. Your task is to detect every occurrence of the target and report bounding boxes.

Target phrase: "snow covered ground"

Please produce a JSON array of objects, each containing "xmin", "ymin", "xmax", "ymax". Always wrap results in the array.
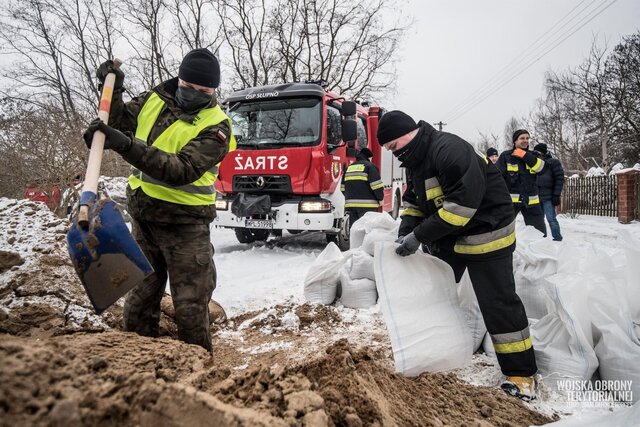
[{"xmin": 209, "ymin": 213, "xmax": 640, "ymax": 424}]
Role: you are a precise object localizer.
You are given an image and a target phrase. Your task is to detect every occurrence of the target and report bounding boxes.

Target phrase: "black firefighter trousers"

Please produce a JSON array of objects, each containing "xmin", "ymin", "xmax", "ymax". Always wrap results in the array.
[
  {"xmin": 514, "ymin": 203, "xmax": 547, "ymax": 237},
  {"xmin": 435, "ymin": 249, "xmax": 538, "ymax": 378}
]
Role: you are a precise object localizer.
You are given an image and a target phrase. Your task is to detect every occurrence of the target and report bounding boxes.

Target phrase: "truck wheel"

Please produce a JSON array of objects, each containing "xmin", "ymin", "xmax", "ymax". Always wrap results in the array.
[
  {"xmin": 390, "ymin": 189, "xmax": 401, "ymax": 219},
  {"xmin": 234, "ymin": 228, "xmax": 270, "ymax": 244},
  {"xmin": 326, "ymin": 214, "xmax": 350, "ymax": 251}
]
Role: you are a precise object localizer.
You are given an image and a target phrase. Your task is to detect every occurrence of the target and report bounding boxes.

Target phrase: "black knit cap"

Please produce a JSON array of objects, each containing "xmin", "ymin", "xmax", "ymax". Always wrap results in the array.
[
  {"xmin": 533, "ymin": 143, "xmax": 548, "ymax": 154},
  {"xmin": 377, "ymin": 110, "xmax": 419, "ymax": 145},
  {"xmin": 486, "ymin": 147, "xmax": 498, "ymax": 157},
  {"xmin": 179, "ymin": 48, "xmax": 220, "ymax": 88},
  {"xmin": 512, "ymin": 129, "xmax": 530, "ymax": 143},
  {"xmin": 359, "ymin": 147, "xmax": 374, "ymax": 158}
]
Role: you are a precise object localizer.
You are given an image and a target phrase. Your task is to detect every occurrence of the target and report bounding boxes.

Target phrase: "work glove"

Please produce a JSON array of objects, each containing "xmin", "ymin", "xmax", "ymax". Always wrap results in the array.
[
  {"xmin": 552, "ymin": 195, "xmax": 561, "ymax": 206},
  {"xmin": 512, "ymin": 148, "xmax": 527, "ymax": 159},
  {"xmin": 96, "ymin": 60, "xmax": 124, "ymax": 90},
  {"xmin": 395, "ymin": 232, "xmax": 421, "ymax": 257},
  {"xmin": 83, "ymin": 118, "xmax": 132, "ymax": 153}
]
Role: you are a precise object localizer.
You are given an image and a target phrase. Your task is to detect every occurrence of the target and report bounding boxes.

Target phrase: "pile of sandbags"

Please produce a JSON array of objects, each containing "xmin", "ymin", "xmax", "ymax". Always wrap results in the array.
[
  {"xmin": 511, "ymin": 227, "xmax": 640, "ymax": 402},
  {"xmin": 305, "ymin": 212, "xmax": 474, "ymax": 376}
]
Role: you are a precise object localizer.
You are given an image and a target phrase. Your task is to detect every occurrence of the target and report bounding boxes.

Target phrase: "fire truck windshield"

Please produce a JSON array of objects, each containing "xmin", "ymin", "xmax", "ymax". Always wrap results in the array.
[{"xmin": 229, "ymin": 97, "xmax": 321, "ymax": 148}]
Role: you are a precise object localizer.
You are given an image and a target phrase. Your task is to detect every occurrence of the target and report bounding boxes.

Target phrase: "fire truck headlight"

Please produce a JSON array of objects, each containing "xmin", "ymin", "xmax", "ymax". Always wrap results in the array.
[
  {"xmin": 215, "ymin": 198, "xmax": 228, "ymax": 211},
  {"xmin": 299, "ymin": 200, "xmax": 332, "ymax": 213}
]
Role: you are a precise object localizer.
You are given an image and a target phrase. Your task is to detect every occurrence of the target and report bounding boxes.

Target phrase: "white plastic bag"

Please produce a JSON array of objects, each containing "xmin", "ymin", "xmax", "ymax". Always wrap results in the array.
[
  {"xmin": 513, "ymin": 226, "xmax": 560, "ymax": 320},
  {"xmin": 339, "ymin": 268, "xmax": 377, "ymax": 309},
  {"xmin": 349, "ymin": 250, "xmax": 375, "ymax": 281},
  {"xmin": 349, "ymin": 212, "xmax": 398, "ymax": 250},
  {"xmin": 303, "ymin": 242, "xmax": 347, "ymax": 305},
  {"xmin": 618, "ymin": 230, "xmax": 640, "ymax": 331},
  {"xmin": 589, "ymin": 274, "xmax": 640, "ymax": 404},
  {"xmin": 361, "ymin": 229, "xmax": 397, "ymax": 256},
  {"xmin": 456, "ymin": 270, "xmax": 487, "ymax": 353},
  {"xmin": 374, "ymin": 242, "xmax": 472, "ymax": 376},
  {"xmin": 530, "ymin": 273, "xmax": 598, "ymax": 390}
]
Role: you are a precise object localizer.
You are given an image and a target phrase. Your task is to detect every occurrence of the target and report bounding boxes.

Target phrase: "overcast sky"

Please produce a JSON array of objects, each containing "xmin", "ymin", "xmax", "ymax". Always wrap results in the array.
[{"xmin": 388, "ymin": 0, "xmax": 640, "ymax": 146}]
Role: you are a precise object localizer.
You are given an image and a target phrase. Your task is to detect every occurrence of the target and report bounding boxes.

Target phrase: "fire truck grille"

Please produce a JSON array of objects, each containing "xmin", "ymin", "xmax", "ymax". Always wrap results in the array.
[{"xmin": 233, "ymin": 175, "xmax": 292, "ymax": 193}]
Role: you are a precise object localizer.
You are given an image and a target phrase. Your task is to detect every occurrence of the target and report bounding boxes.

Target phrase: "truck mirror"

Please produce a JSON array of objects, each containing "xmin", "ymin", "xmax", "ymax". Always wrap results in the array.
[
  {"xmin": 341, "ymin": 119, "xmax": 357, "ymax": 143},
  {"xmin": 341, "ymin": 101, "xmax": 356, "ymax": 116}
]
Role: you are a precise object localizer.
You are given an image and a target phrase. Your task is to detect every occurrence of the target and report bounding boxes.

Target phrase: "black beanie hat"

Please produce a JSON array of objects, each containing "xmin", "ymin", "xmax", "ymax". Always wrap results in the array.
[
  {"xmin": 486, "ymin": 147, "xmax": 498, "ymax": 157},
  {"xmin": 179, "ymin": 48, "xmax": 220, "ymax": 88},
  {"xmin": 533, "ymin": 143, "xmax": 548, "ymax": 154},
  {"xmin": 358, "ymin": 147, "xmax": 374, "ymax": 158},
  {"xmin": 377, "ymin": 110, "xmax": 419, "ymax": 145},
  {"xmin": 512, "ymin": 129, "xmax": 530, "ymax": 143}
]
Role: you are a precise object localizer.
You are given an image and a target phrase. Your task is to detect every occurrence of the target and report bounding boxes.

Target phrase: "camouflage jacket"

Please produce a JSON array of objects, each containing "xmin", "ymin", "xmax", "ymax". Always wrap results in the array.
[{"xmin": 108, "ymin": 77, "xmax": 230, "ymax": 224}]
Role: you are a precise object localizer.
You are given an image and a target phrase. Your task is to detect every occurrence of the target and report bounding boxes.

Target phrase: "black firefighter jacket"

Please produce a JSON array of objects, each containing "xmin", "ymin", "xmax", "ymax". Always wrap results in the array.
[
  {"xmin": 536, "ymin": 153, "xmax": 565, "ymax": 201},
  {"xmin": 496, "ymin": 147, "xmax": 545, "ymax": 206},
  {"xmin": 398, "ymin": 122, "xmax": 516, "ymax": 258},
  {"xmin": 340, "ymin": 153, "xmax": 384, "ymax": 210}
]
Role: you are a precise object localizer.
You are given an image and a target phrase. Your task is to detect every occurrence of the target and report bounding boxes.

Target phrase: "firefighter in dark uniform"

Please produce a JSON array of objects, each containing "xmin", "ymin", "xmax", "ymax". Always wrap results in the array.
[
  {"xmin": 377, "ymin": 110, "xmax": 538, "ymax": 401},
  {"xmin": 496, "ymin": 130, "xmax": 546, "ymax": 236},
  {"xmin": 340, "ymin": 147, "xmax": 384, "ymax": 222},
  {"xmin": 82, "ymin": 49, "xmax": 235, "ymax": 352}
]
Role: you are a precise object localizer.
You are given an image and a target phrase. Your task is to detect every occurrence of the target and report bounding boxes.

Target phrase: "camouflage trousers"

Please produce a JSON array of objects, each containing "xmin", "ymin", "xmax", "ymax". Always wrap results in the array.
[{"xmin": 123, "ymin": 219, "xmax": 216, "ymax": 352}]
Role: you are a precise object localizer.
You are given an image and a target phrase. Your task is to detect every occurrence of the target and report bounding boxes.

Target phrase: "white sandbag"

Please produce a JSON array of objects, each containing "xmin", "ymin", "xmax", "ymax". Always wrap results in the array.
[
  {"xmin": 361, "ymin": 229, "xmax": 397, "ymax": 256},
  {"xmin": 482, "ymin": 332, "xmax": 497, "ymax": 358},
  {"xmin": 513, "ymin": 227, "xmax": 560, "ymax": 320},
  {"xmin": 543, "ymin": 401, "xmax": 640, "ymax": 426},
  {"xmin": 618, "ymin": 230, "xmax": 640, "ymax": 330},
  {"xmin": 339, "ymin": 268, "xmax": 377, "ymax": 309},
  {"xmin": 374, "ymin": 242, "xmax": 472, "ymax": 376},
  {"xmin": 349, "ymin": 211, "xmax": 398, "ymax": 249},
  {"xmin": 349, "ymin": 250, "xmax": 375, "ymax": 281},
  {"xmin": 303, "ymin": 242, "xmax": 347, "ymax": 305},
  {"xmin": 456, "ymin": 270, "xmax": 487, "ymax": 353},
  {"xmin": 530, "ymin": 273, "xmax": 598, "ymax": 391},
  {"xmin": 589, "ymin": 274, "xmax": 640, "ymax": 404}
]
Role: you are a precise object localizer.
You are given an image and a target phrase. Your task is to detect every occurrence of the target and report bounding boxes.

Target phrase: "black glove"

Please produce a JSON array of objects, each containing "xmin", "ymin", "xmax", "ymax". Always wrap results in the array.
[
  {"xmin": 83, "ymin": 118, "xmax": 132, "ymax": 153},
  {"xmin": 395, "ymin": 232, "xmax": 421, "ymax": 257},
  {"xmin": 96, "ymin": 60, "xmax": 124, "ymax": 90},
  {"xmin": 552, "ymin": 195, "xmax": 561, "ymax": 206}
]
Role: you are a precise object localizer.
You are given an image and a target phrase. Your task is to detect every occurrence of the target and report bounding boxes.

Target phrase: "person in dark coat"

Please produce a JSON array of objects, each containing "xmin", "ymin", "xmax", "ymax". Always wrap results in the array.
[
  {"xmin": 496, "ymin": 130, "xmax": 547, "ymax": 236},
  {"xmin": 486, "ymin": 147, "xmax": 499, "ymax": 164},
  {"xmin": 340, "ymin": 147, "xmax": 384, "ymax": 222},
  {"xmin": 377, "ymin": 110, "xmax": 538, "ymax": 401},
  {"xmin": 533, "ymin": 143, "xmax": 564, "ymax": 241}
]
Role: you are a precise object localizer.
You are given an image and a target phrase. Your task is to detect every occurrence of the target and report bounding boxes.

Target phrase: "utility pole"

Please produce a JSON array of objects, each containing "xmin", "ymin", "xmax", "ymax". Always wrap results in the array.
[{"xmin": 434, "ymin": 121, "xmax": 446, "ymax": 131}]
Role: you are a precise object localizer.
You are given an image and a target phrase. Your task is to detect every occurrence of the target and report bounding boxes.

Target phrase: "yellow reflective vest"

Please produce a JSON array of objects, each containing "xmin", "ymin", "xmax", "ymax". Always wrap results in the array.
[{"xmin": 128, "ymin": 92, "xmax": 235, "ymax": 206}]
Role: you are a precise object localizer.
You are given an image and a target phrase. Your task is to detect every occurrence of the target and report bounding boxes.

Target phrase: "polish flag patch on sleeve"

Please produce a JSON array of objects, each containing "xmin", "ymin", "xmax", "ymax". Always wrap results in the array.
[{"xmin": 216, "ymin": 129, "xmax": 227, "ymax": 142}]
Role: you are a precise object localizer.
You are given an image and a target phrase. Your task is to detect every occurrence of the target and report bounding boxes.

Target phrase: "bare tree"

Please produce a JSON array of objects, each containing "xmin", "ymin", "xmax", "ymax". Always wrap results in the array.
[
  {"xmin": 546, "ymin": 38, "xmax": 621, "ymax": 170},
  {"xmin": 217, "ymin": 0, "xmax": 407, "ymax": 100}
]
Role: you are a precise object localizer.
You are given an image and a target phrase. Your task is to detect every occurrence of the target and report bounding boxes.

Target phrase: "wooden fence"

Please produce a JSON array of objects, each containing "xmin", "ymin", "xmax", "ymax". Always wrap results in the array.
[{"xmin": 561, "ymin": 175, "xmax": 618, "ymax": 217}]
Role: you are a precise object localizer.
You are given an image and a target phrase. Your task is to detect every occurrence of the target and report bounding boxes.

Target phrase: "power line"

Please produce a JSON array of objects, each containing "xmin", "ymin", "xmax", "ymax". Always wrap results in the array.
[
  {"xmin": 443, "ymin": 0, "xmax": 596, "ymax": 121},
  {"xmin": 447, "ymin": 0, "xmax": 619, "ymax": 123}
]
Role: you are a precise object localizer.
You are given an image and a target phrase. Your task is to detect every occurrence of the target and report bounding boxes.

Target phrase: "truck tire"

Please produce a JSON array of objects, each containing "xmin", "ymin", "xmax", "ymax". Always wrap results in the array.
[
  {"xmin": 326, "ymin": 214, "xmax": 350, "ymax": 251},
  {"xmin": 234, "ymin": 228, "xmax": 270, "ymax": 244}
]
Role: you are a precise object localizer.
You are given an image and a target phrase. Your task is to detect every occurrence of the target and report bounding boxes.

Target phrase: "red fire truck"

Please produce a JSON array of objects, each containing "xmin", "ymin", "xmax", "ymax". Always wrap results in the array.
[{"xmin": 213, "ymin": 82, "xmax": 404, "ymax": 249}]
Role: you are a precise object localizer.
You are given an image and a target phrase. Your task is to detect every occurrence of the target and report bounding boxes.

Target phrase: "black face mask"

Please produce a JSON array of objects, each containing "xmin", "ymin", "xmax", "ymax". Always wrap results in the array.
[
  {"xmin": 175, "ymin": 86, "xmax": 212, "ymax": 113},
  {"xmin": 393, "ymin": 132, "xmax": 420, "ymax": 166}
]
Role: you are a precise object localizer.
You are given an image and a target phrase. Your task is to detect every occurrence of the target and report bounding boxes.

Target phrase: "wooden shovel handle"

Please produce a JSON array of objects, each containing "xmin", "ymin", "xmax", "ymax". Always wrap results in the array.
[{"xmin": 78, "ymin": 58, "xmax": 123, "ymax": 226}]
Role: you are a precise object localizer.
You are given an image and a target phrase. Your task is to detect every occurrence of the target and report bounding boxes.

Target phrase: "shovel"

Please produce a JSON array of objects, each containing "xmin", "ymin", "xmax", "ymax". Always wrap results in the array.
[{"xmin": 67, "ymin": 59, "xmax": 153, "ymax": 314}]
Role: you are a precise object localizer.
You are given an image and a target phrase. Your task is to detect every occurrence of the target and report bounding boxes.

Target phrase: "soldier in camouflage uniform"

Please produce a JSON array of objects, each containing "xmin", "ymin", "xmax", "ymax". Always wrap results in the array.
[{"xmin": 83, "ymin": 49, "xmax": 234, "ymax": 352}]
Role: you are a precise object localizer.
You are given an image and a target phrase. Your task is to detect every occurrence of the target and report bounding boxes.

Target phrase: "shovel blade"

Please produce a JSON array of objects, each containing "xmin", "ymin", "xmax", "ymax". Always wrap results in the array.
[{"xmin": 67, "ymin": 197, "xmax": 153, "ymax": 314}]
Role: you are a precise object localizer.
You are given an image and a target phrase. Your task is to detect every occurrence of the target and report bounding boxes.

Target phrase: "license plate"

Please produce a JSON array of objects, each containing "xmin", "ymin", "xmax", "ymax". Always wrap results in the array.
[{"xmin": 245, "ymin": 219, "xmax": 273, "ymax": 229}]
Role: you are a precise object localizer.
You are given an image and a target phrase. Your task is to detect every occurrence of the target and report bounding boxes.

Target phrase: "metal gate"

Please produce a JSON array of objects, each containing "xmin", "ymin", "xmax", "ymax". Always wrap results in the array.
[{"xmin": 562, "ymin": 175, "xmax": 618, "ymax": 217}]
